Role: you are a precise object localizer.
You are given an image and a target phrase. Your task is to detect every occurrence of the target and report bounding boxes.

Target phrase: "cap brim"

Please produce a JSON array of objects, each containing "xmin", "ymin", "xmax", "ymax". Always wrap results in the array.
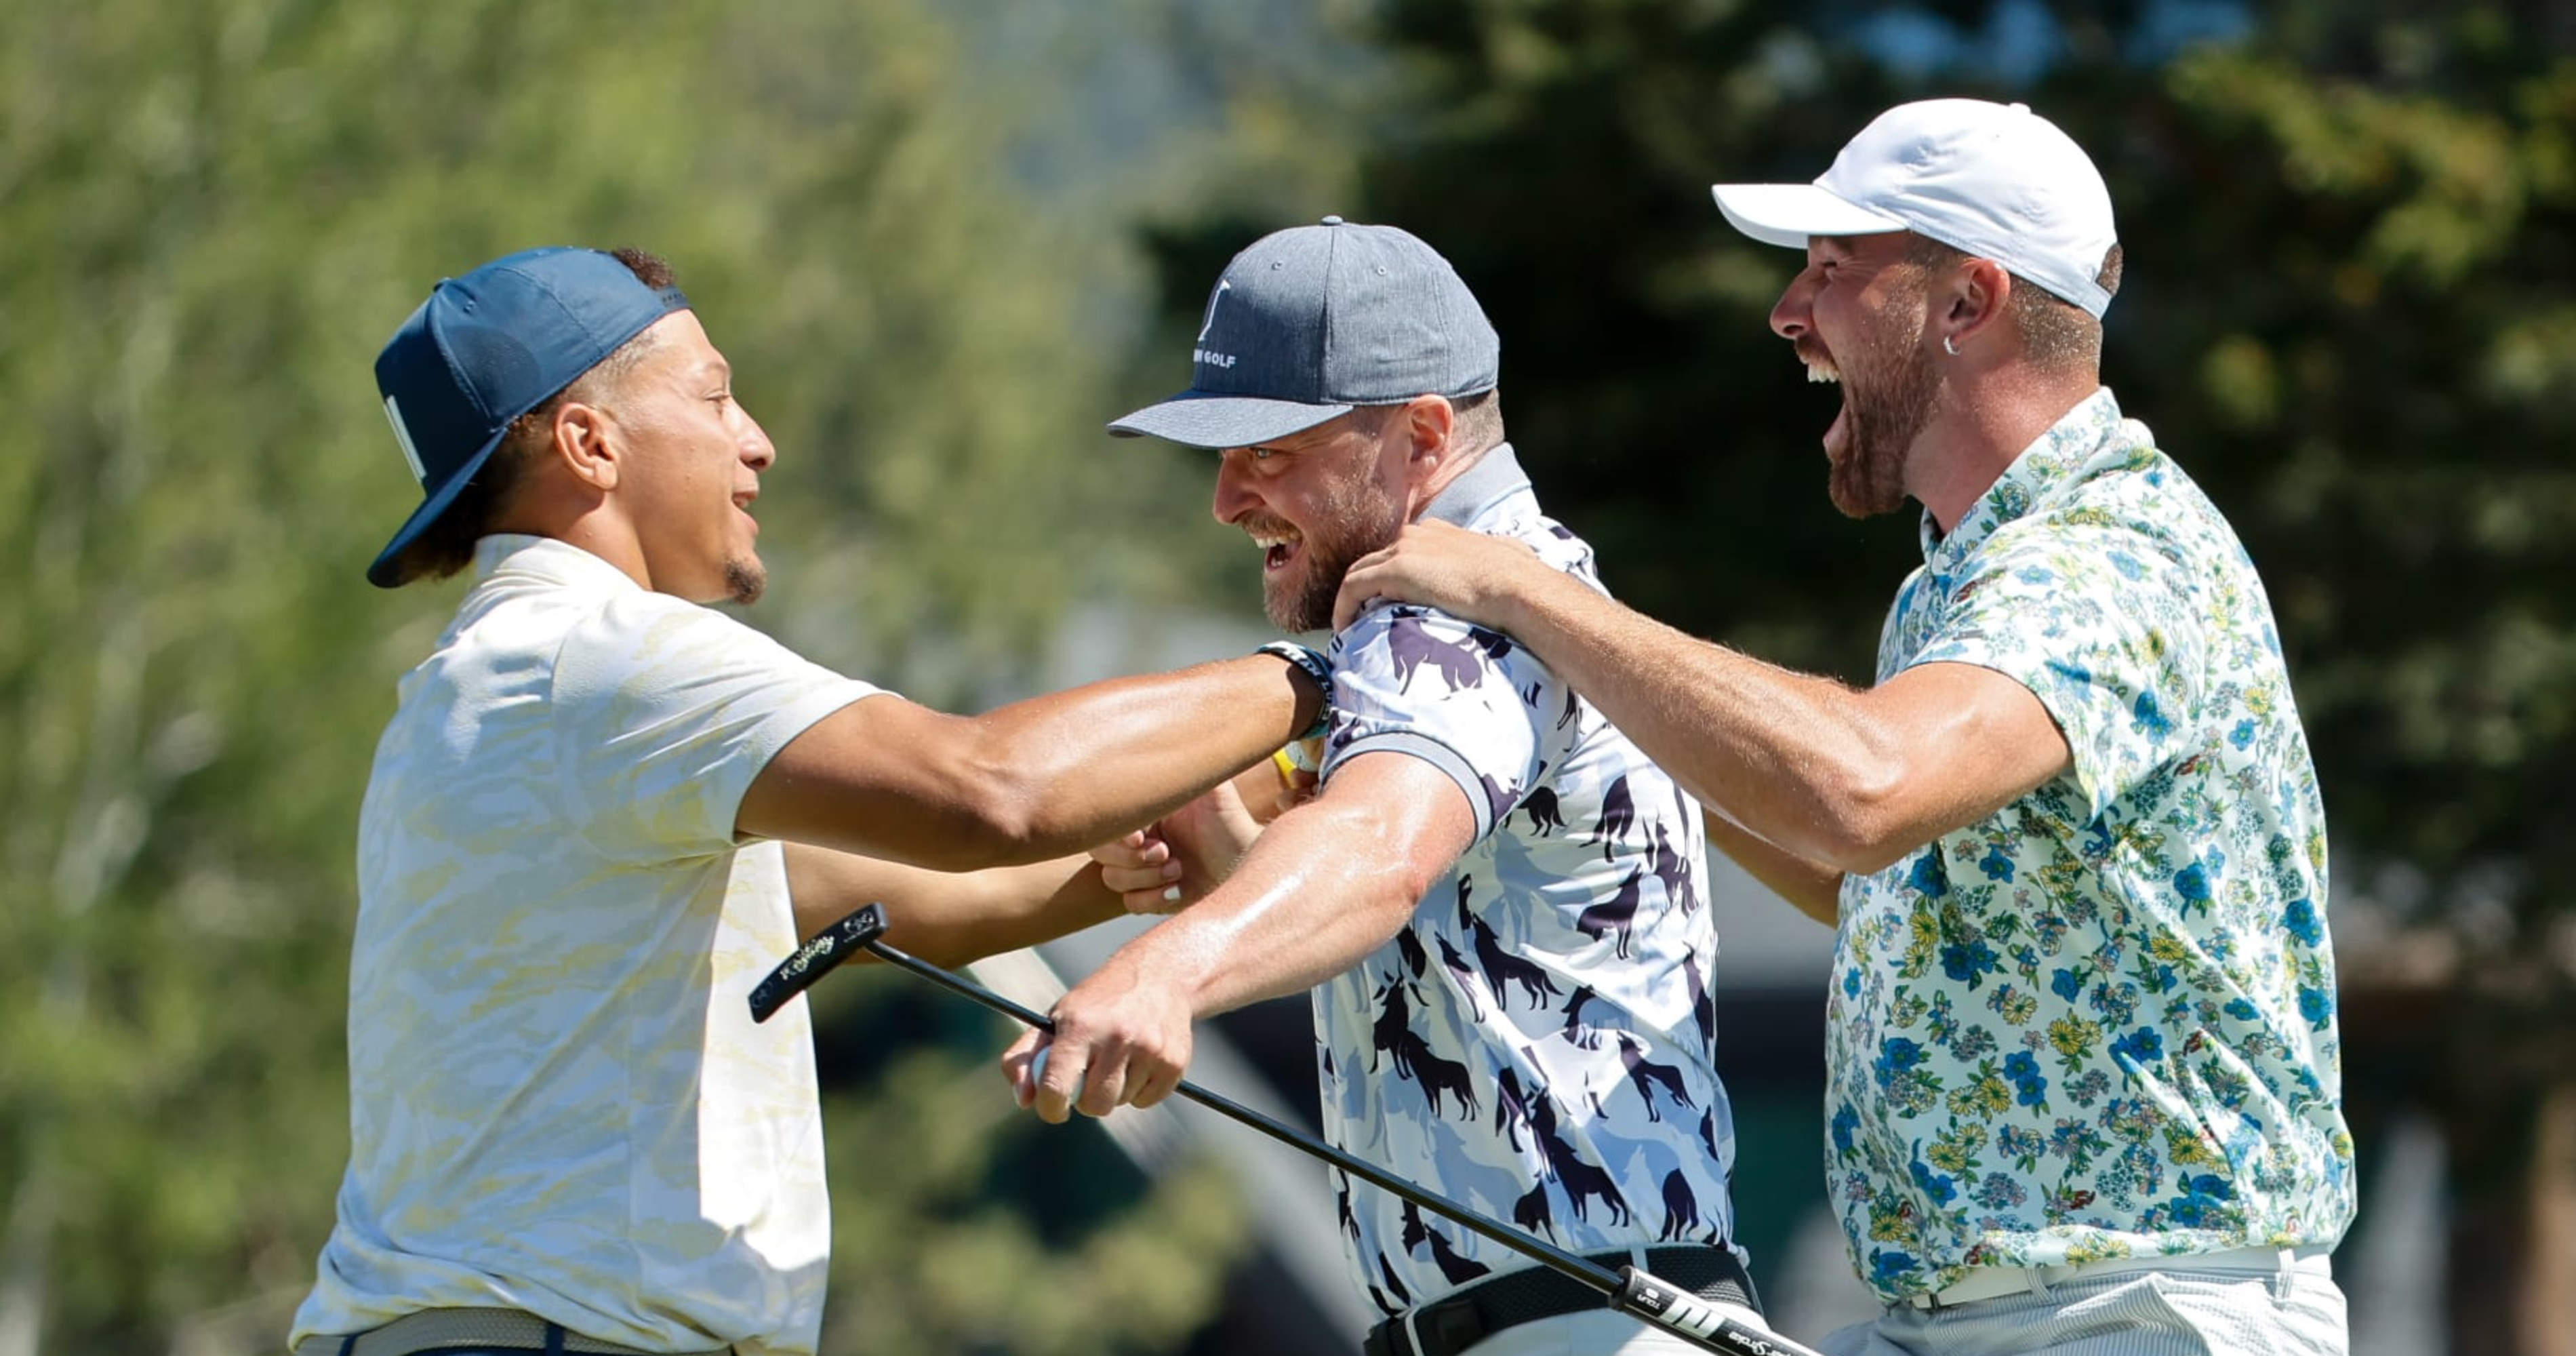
[
  {"xmin": 1106, "ymin": 393, "xmax": 1352, "ymax": 449},
  {"xmin": 364, "ymin": 428, "xmax": 506, "ymax": 588},
  {"xmin": 1710, "ymin": 182, "xmax": 1908, "ymax": 249}
]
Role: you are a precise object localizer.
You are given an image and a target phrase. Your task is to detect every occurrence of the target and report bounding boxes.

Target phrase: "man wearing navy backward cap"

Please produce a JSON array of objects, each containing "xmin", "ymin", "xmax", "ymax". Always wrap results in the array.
[
  {"xmin": 1016, "ymin": 218, "xmax": 1770, "ymax": 1356},
  {"xmin": 1337, "ymin": 101, "xmax": 2353, "ymax": 1355},
  {"xmin": 292, "ymin": 245, "xmax": 1338, "ymax": 1356}
]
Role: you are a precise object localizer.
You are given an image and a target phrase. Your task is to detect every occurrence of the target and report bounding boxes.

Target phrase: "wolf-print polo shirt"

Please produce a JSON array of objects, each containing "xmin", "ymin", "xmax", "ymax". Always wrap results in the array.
[
  {"xmin": 292, "ymin": 535, "xmax": 882, "ymax": 1356},
  {"xmin": 1316, "ymin": 445, "xmax": 1742, "ymax": 1315},
  {"xmin": 1829, "ymin": 388, "xmax": 2353, "ymax": 1303}
]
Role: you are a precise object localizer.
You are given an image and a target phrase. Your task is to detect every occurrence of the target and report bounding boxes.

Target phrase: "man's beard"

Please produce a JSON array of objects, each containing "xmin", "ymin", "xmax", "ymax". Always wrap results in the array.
[
  {"xmin": 1260, "ymin": 473, "xmax": 1405, "ymax": 633},
  {"xmin": 1821, "ymin": 319, "xmax": 1939, "ymax": 519},
  {"xmin": 723, "ymin": 556, "xmax": 767, "ymax": 605}
]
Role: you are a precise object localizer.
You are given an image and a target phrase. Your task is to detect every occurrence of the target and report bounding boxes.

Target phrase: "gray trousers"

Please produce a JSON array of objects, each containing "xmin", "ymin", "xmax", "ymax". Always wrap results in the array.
[{"xmin": 1818, "ymin": 1267, "xmax": 2349, "ymax": 1356}]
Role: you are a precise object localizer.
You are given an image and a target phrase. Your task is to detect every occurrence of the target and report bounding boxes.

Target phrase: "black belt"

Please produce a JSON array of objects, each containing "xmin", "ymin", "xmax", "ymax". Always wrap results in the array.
[
  {"xmin": 1360, "ymin": 1245, "xmax": 1758, "ymax": 1356},
  {"xmin": 289, "ymin": 1308, "xmax": 731, "ymax": 1356}
]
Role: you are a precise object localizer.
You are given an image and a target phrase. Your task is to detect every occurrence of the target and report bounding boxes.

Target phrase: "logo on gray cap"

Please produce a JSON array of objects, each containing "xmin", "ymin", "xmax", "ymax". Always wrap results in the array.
[{"xmin": 1194, "ymin": 279, "xmax": 1236, "ymax": 369}]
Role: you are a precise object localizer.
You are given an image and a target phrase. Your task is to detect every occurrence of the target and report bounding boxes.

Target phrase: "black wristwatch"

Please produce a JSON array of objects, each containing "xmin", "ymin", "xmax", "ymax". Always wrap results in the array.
[{"xmin": 1255, "ymin": 640, "xmax": 1334, "ymax": 741}]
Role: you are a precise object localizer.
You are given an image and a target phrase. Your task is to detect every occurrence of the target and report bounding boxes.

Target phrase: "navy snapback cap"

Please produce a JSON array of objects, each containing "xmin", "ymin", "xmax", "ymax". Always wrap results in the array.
[
  {"xmin": 367, "ymin": 247, "xmax": 689, "ymax": 587},
  {"xmin": 1108, "ymin": 216, "xmax": 1500, "ymax": 448}
]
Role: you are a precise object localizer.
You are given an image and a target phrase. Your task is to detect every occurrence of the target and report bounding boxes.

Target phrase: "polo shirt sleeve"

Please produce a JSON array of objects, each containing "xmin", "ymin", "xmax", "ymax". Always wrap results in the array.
[
  {"xmin": 1318, "ymin": 603, "xmax": 1567, "ymax": 843},
  {"xmin": 1905, "ymin": 517, "xmax": 2209, "ymax": 822},
  {"xmin": 552, "ymin": 595, "xmax": 885, "ymax": 864}
]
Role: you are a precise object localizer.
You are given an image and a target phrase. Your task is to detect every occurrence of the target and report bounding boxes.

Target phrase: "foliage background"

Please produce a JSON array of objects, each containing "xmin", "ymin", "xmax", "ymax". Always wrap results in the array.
[
  {"xmin": 3, "ymin": 0, "xmax": 2570, "ymax": 1353},
  {"xmin": 0, "ymin": 1, "xmax": 1329, "ymax": 1351}
]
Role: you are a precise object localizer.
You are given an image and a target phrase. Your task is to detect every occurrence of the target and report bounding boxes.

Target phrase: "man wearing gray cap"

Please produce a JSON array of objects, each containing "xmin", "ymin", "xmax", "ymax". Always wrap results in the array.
[
  {"xmin": 1334, "ymin": 102, "xmax": 2352, "ymax": 1355},
  {"xmin": 1015, "ymin": 219, "xmax": 1765, "ymax": 1356}
]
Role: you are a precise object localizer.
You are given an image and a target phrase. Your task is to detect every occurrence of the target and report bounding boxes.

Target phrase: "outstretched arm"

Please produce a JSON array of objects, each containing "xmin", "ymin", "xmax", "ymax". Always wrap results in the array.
[
  {"xmin": 783, "ymin": 843, "xmax": 1126, "ymax": 970},
  {"xmin": 1010, "ymin": 751, "xmax": 1476, "ymax": 1122},
  {"xmin": 738, "ymin": 652, "xmax": 1325, "ymax": 873},
  {"xmin": 1334, "ymin": 523, "xmax": 2069, "ymax": 873}
]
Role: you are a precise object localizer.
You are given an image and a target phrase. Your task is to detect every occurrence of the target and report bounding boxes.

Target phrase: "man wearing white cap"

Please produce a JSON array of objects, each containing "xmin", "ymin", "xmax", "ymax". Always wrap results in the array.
[{"xmin": 1333, "ymin": 101, "xmax": 2354, "ymax": 1354}]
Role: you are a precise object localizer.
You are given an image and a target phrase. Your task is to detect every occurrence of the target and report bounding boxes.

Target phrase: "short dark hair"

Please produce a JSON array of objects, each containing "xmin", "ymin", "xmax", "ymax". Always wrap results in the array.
[
  {"xmin": 1447, "ymin": 388, "xmax": 1504, "ymax": 454},
  {"xmin": 1350, "ymin": 388, "xmax": 1506, "ymax": 454},
  {"xmin": 1907, "ymin": 236, "xmax": 2122, "ymax": 371},
  {"xmin": 390, "ymin": 247, "xmax": 675, "ymax": 584}
]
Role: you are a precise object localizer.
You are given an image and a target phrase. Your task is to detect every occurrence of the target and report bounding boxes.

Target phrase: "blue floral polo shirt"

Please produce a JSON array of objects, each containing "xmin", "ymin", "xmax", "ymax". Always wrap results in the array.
[
  {"xmin": 1317, "ymin": 445, "xmax": 1741, "ymax": 1314},
  {"xmin": 1828, "ymin": 388, "xmax": 2355, "ymax": 1302}
]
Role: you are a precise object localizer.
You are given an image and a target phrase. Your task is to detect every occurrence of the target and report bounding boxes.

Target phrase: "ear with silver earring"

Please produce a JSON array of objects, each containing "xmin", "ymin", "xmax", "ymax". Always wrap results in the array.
[{"xmin": 1941, "ymin": 334, "xmax": 1961, "ymax": 357}]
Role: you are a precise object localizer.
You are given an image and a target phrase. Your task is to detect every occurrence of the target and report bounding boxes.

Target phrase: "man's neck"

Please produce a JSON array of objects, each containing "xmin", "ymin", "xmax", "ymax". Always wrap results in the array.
[
  {"xmin": 1910, "ymin": 372, "xmax": 2101, "ymax": 532},
  {"xmin": 493, "ymin": 502, "xmax": 655, "ymax": 595}
]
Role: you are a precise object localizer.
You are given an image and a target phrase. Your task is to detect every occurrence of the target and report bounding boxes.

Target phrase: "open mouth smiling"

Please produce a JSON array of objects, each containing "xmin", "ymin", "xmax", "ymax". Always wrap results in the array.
[{"xmin": 1250, "ymin": 528, "xmax": 1302, "ymax": 573}]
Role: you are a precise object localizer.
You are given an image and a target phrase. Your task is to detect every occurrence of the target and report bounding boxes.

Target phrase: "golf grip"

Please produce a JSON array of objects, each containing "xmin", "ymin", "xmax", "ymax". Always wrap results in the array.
[
  {"xmin": 1613, "ymin": 1271, "xmax": 1825, "ymax": 1356},
  {"xmin": 793, "ymin": 904, "xmax": 1830, "ymax": 1356}
]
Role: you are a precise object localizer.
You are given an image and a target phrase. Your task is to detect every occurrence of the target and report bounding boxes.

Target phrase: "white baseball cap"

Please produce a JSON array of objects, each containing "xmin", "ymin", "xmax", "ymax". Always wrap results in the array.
[{"xmin": 1711, "ymin": 98, "xmax": 2118, "ymax": 318}]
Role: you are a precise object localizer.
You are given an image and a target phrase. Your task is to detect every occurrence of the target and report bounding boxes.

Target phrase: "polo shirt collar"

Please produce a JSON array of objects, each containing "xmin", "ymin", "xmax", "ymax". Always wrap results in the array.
[
  {"xmin": 1419, "ymin": 442, "xmax": 1531, "ymax": 528},
  {"xmin": 472, "ymin": 534, "xmax": 643, "ymax": 593},
  {"xmin": 1920, "ymin": 386, "xmax": 2125, "ymax": 569}
]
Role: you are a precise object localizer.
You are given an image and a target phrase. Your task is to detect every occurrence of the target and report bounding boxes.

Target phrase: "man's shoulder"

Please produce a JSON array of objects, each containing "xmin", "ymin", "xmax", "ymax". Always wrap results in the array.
[
  {"xmin": 438, "ymin": 575, "xmax": 830, "ymax": 728},
  {"xmin": 1466, "ymin": 490, "xmax": 1601, "ymax": 577},
  {"xmin": 444, "ymin": 568, "xmax": 733, "ymax": 664},
  {"xmin": 1329, "ymin": 602, "xmax": 1524, "ymax": 680},
  {"xmin": 560, "ymin": 587, "xmax": 782, "ymax": 664},
  {"xmin": 1975, "ymin": 448, "xmax": 2240, "ymax": 583},
  {"xmin": 1323, "ymin": 517, "xmax": 1596, "ymax": 724},
  {"xmin": 2029, "ymin": 426, "xmax": 2236, "ymax": 534}
]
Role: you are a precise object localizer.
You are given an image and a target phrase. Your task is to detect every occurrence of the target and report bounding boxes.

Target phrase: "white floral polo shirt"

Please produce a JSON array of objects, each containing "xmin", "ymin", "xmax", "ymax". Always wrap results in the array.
[{"xmin": 1828, "ymin": 388, "xmax": 2355, "ymax": 1302}]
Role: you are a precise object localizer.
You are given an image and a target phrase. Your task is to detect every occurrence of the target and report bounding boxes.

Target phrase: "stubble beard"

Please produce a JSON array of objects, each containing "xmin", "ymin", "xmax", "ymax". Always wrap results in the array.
[
  {"xmin": 724, "ymin": 556, "xmax": 767, "ymax": 605},
  {"xmin": 1261, "ymin": 472, "xmax": 1407, "ymax": 633}
]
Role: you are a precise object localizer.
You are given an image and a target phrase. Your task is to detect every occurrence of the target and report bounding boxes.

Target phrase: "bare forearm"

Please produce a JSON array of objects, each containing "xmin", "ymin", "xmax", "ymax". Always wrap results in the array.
[
  {"xmin": 1701, "ymin": 808, "xmax": 1843, "ymax": 928},
  {"xmin": 1124, "ymin": 808, "xmax": 1428, "ymax": 1016},
  {"xmin": 746, "ymin": 654, "xmax": 1323, "ymax": 870},
  {"xmin": 1026, "ymin": 756, "xmax": 1474, "ymax": 1122},
  {"xmin": 972, "ymin": 656, "xmax": 1322, "ymax": 848},
  {"xmin": 1488, "ymin": 573, "xmax": 1908, "ymax": 869},
  {"xmin": 784, "ymin": 844, "xmax": 1123, "ymax": 969}
]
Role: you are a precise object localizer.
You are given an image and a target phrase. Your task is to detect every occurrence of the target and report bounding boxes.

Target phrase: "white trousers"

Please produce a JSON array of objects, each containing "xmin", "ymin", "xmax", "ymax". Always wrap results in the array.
[{"xmin": 1817, "ymin": 1267, "xmax": 2350, "ymax": 1356}]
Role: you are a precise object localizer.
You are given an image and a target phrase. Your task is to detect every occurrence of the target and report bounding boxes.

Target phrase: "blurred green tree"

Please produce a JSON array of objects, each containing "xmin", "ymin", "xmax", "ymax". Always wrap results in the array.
[
  {"xmin": 0, "ymin": 1, "xmax": 1290, "ymax": 1351},
  {"xmin": 1130, "ymin": 0, "xmax": 2576, "ymax": 1349}
]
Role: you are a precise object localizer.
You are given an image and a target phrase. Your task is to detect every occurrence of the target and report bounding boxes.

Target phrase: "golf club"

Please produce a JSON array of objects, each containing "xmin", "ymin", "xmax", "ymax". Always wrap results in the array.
[{"xmin": 752, "ymin": 902, "xmax": 1826, "ymax": 1356}]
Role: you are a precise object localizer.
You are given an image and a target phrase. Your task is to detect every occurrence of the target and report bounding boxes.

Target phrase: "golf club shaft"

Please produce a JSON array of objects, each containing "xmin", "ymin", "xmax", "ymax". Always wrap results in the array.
[
  {"xmin": 862, "ymin": 936, "xmax": 1616, "ymax": 1281},
  {"xmin": 863, "ymin": 932, "xmax": 1822, "ymax": 1356}
]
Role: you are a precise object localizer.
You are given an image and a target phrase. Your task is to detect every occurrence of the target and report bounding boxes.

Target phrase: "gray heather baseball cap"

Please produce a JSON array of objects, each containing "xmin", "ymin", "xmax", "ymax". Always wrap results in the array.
[{"xmin": 1108, "ymin": 216, "xmax": 1501, "ymax": 448}]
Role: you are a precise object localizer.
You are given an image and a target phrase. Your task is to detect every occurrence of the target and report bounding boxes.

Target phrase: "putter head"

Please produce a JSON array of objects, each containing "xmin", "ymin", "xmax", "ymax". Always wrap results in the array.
[{"xmin": 748, "ymin": 902, "xmax": 889, "ymax": 1024}]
